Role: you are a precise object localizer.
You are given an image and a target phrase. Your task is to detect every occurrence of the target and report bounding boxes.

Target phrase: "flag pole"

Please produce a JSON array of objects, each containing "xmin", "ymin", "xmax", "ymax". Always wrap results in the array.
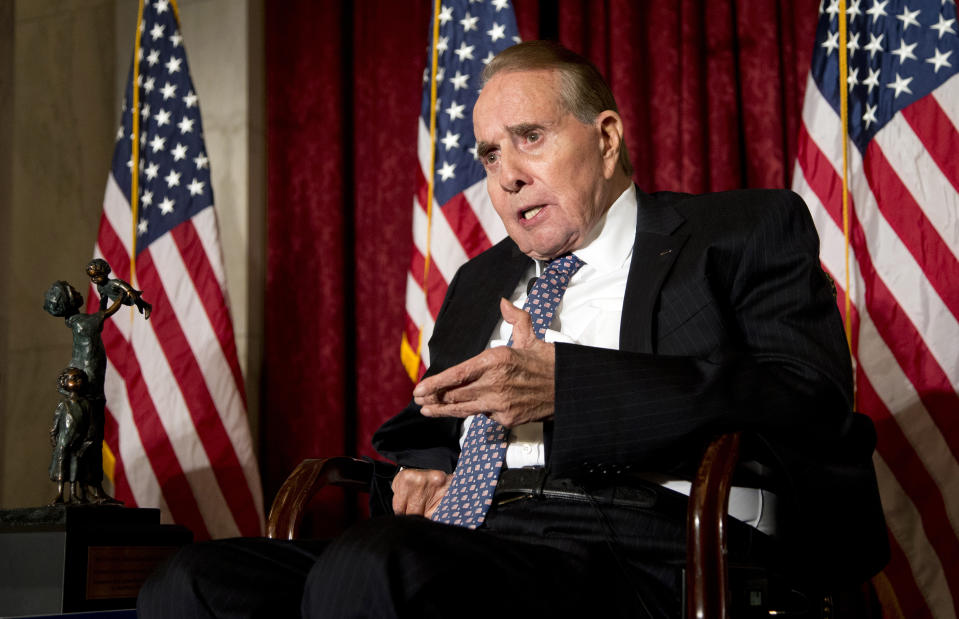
[
  {"xmin": 837, "ymin": 0, "xmax": 853, "ymax": 354},
  {"xmin": 129, "ymin": 0, "xmax": 146, "ymax": 287},
  {"xmin": 413, "ymin": 0, "xmax": 444, "ymax": 375}
]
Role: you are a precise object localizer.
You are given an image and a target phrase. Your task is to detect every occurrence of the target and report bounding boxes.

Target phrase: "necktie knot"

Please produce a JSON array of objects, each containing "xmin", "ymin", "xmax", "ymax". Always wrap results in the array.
[{"xmin": 522, "ymin": 254, "xmax": 584, "ymax": 342}]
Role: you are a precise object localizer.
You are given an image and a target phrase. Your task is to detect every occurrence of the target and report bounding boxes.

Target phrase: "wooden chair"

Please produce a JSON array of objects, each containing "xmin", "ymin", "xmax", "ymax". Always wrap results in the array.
[{"xmin": 266, "ymin": 432, "xmax": 748, "ymax": 619}]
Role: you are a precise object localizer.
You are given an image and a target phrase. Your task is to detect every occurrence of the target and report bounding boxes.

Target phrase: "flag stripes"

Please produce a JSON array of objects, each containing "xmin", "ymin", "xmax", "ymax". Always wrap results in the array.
[
  {"xmin": 93, "ymin": 0, "xmax": 263, "ymax": 540},
  {"xmin": 794, "ymin": 13, "xmax": 959, "ymax": 608},
  {"xmin": 403, "ymin": 0, "xmax": 518, "ymax": 379}
]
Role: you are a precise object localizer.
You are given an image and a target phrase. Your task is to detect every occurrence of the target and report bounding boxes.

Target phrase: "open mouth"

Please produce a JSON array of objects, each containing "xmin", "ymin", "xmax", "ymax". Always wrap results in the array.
[{"xmin": 521, "ymin": 205, "xmax": 544, "ymax": 220}]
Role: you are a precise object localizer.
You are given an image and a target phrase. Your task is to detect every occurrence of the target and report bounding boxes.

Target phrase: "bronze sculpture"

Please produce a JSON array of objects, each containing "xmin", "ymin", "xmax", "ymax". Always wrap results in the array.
[
  {"xmin": 43, "ymin": 263, "xmax": 150, "ymax": 504},
  {"xmin": 86, "ymin": 258, "xmax": 152, "ymax": 319},
  {"xmin": 49, "ymin": 367, "xmax": 93, "ymax": 504}
]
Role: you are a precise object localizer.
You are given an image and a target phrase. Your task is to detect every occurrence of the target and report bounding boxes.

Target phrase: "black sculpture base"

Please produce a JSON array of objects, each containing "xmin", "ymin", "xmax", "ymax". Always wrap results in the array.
[{"xmin": 0, "ymin": 505, "xmax": 192, "ymax": 616}]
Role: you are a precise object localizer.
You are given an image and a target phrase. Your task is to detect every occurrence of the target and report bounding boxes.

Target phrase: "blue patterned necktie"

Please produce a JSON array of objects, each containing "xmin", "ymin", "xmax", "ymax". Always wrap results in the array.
[{"xmin": 431, "ymin": 253, "xmax": 585, "ymax": 528}]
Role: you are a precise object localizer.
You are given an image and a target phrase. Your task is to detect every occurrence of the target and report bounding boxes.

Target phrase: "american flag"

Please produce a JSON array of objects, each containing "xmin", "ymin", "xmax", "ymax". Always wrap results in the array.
[
  {"xmin": 792, "ymin": 0, "xmax": 959, "ymax": 615},
  {"xmin": 91, "ymin": 0, "xmax": 263, "ymax": 539},
  {"xmin": 401, "ymin": 0, "xmax": 519, "ymax": 380}
]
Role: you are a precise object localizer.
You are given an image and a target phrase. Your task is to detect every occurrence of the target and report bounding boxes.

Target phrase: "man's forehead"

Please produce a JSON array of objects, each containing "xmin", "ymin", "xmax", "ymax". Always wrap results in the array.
[{"xmin": 473, "ymin": 69, "xmax": 565, "ymax": 130}]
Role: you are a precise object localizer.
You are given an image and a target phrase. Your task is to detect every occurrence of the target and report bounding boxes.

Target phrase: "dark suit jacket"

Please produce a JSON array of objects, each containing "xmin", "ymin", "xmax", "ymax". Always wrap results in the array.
[{"xmin": 373, "ymin": 187, "xmax": 888, "ymax": 587}]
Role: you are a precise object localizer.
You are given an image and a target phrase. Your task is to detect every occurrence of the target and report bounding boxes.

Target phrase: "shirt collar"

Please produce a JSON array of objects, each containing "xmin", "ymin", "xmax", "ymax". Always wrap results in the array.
[{"xmin": 566, "ymin": 183, "xmax": 637, "ymax": 273}]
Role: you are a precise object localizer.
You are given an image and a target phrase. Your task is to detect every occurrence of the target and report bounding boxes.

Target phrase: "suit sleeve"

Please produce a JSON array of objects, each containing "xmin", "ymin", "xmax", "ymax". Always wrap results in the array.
[
  {"xmin": 372, "ymin": 271, "xmax": 465, "ymax": 474},
  {"xmin": 549, "ymin": 191, "xmax": 854, "ymax": 477}
]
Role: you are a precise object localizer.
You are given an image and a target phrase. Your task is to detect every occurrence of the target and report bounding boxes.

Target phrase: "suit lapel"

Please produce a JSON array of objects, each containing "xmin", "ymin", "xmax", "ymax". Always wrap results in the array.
[
  {"xmin": 620, "ymin": 190, "xmax": 689, "ymax": 354},
  {"xmin": 457, "ymin": 242, "xmax": 531, "ymax": 360}
]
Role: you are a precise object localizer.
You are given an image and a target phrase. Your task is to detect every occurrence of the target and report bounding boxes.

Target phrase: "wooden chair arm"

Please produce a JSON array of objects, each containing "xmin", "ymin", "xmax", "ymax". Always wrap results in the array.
[
  {"xmin": 686, "ymin": 432, "xmax": 742, "ymax": 619},
  {"xmin": 266, "ymin": 457, "xmax": 374, "ymax": 540},
  {"xmin": 267, "ymin": 435, "xmax": 743, "ymax": 617}
]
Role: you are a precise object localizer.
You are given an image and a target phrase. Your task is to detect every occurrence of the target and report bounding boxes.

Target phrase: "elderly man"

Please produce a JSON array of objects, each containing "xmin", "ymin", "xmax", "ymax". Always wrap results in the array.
[{"xmin": 139, "ymin": 41, "xmax": 887, "ymax": 619}]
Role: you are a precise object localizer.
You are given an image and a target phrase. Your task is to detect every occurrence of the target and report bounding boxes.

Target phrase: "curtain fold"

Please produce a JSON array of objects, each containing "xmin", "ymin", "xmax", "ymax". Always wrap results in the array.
[{"xmin": 264, "ymin": 0, "xmax": 819, "ymax": 534}]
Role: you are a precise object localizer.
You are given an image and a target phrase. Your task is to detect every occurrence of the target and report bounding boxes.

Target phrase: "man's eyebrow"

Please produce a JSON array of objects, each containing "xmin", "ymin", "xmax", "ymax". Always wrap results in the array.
[
  {"xmin": 476, "ymin": 141, "xmax": 494, "ymax": 160},
  {"xmin": 506, "ymin": 122, "xmax": 546, "ymax": 136}
]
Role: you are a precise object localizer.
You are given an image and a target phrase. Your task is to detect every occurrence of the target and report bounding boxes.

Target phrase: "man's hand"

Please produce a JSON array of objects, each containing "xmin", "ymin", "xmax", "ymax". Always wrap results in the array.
[
  {"xmin": 413, "ymin": 298, "xmax": 555, "ymax": 428},
  {"xmin": 391, "ymin": 468, "xmax": 452, "ymax": 518}
]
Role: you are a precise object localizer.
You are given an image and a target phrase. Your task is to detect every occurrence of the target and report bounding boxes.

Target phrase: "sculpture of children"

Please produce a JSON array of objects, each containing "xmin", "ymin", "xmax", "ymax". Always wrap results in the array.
[
  {"xmin": 86, "ymin": 258, "xmax": 152, "ymax": 319},
  {"xmin": 49, "ymin": 367, "xmax": 93, "ymax": 504}
]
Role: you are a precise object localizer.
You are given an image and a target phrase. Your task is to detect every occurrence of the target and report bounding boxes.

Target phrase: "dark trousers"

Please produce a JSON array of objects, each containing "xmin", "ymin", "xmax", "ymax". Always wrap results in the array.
[{"xmin": 137, "ymin": 495, "xmax": 772, "ymax": 619}]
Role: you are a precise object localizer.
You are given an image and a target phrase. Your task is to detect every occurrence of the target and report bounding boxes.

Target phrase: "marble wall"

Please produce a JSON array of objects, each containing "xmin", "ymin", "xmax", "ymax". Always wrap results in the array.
[{"xmin": 1, "ymin": 0, "xmax": 263, "ymax": 509}]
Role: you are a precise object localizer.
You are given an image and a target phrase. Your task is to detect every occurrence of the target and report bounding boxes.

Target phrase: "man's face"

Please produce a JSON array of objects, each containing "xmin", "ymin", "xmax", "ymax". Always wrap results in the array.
[{"xmin": 473, "ymin": 69, "xmax": 621, "ymax": 261}]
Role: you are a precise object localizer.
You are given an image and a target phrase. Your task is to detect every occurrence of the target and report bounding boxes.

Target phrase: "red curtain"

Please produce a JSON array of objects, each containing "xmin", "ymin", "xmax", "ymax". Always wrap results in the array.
[{"xmin": 264, "ymin": 0, "xmax": 819, "ymax": 533}]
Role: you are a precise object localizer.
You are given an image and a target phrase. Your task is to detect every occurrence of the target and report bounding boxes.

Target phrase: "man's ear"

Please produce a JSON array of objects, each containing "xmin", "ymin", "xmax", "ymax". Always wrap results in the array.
[{"xmin": 596, "ymin": 110, "xmax": 625, "ymax": 179}]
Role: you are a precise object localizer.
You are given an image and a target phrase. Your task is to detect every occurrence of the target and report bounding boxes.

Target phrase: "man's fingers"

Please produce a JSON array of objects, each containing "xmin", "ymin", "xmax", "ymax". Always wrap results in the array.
[
  {"xmin": 391, "ymin": 469, "xmax": 451, "ymax": 517},
  {"xmin": 413, "ymin": 347, "xmax": 508, "ymax": 401},
  {"xmin": 413, "ymin": 357, "xmax": 486, "ymax": 399},
  {"xmin": 420, "ymin": 400, "xmax": 490, "ymax": 418},
  {"xmin": 500, "ymin": 297, "xmax": 537, "ymax": 349}
]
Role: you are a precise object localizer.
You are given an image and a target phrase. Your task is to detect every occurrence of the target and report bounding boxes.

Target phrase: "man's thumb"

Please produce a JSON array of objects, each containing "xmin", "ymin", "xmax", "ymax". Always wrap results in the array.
[{"xmin": 500, "ymin": 298, "xmax": 535, "ymax": 347}]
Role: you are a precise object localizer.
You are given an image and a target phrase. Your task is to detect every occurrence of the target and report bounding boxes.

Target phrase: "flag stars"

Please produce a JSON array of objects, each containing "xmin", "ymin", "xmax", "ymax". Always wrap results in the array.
[
  {"xmin": 862, "ymin": 66, "xmax": 880, "ymax": 92},
  {"xmin": 138, "ymin": 219, "xmax": 149, "ymax": 235},
  {"xmin": 445, "ymin": 100, "xmax": 466, "ymax": 121},
  {"xmin": 170, "ymin": 31, "xmax": 183, "ymax": 47},
  {"xmin": 822, "ymin": 30, "xmax": 840, "ymax": 54},
  {"xmin": 149, "ymin": 134, "xmax": 166, "ymax": 153},
  {"xmin": 161, "ymin": 81, "xmax": 177, "ymax": 100},
  {"xmin": 155, "ymin": 108, "xmax": 171, "ymax": 126},
  {"xmin": 887, "ymin": 72, "xmax": 913, "ymax": 98},
  {"xmin": 454, "ymin": 41, "xmax": 475, "ymax": 61},
  {"xmin": 450, "ymin": 70, "xmax": 469, "ymax": 90},
  {"xmin": 140, "ymin": 190, "xmax": 154, "ymax": 207},
  {"xmin": 166, "ymin": 56, "xmax": 182, "ymax": 74},
  {"xmin": 143, "ymin": 76, "xmax": 156, "ymax": 93},
  {"xmin": 165, "ymin": 169, "xmax": 181, "ymax": 188},
  {"xmin": 440, "ymin": 130, "xmax": 461, "ymax": 151},
  {"xmin": 931, "ymin": 14, "xmax": 956, "ymax": 39},
  {"xmin": 154, "ymin": 0, "xmax": 169, "ymax": 13},
  {"xmin": 846, "ymin": 31, "xmax": 861, "ymax": 54},
  {"xmin": 825, "ymin": 0, "xmax": 840, "ymax": 18},
  {"xmin": 847, "ymin": 66, "xmax": 859, "ymax": 89},
  {"xmin": 437, "ymin": 161, "xmax": 456, "ymax": 181},
  {"xmin": 846, "ymin": 0, "xmax": 862, "ymax": 20},
  {"xmin": 891, "ymin": 39, "xmax": 918, "ymax": 63},
  {"xmin": 115, "ymin": 125, "xmax": 124, "ymax": 141},
  {"xmin": 487, "ymin": 22, "xmax": 506, "ymax": 42},
  {"xmin": 150, "ymin": 23, "xmax": 165, "ymax": 41},
  {"xmin": 194, "ymin": 152, "xmax": 209, "ymax": 169},
  {"xmin": 146, "ymin": 49, "xmax": 160, "ymax": 66},
  {"xmin": 159, "ymin": 196, "xmax": 175, "ymax": 215},
  {"xmin": 438, "ymin": 5, "xmax": 453, "ymax": 25},
  {"xmin": 493, "ymin": 0, "xmax": 509, "ymax": 10},
  {"xmin": 178, "ymin": 116, "xmax": 195, "ymax": 134},
  {"xmin": 437, "ymin": 36, "xmax": 449, "ymax": 54},
  {"xmin": 140, "ymin": 103, "xmax": 151, "ymax": 120},
  {"xmin": 864, "ymin": 32, "xmax": 884, "ymax": 58},
  {"xmin": 927, "ymin": 48, "xmax": 953, "ymax": 72},
  {"xmin": 460, "ymin": 13, "xmax": 479, "ymax": 31},
  {"xmin": 482, "ymin": 50, "xmax": 495, "ymax": 64},
  {"xmin": 862, "ymin": 103, "xmax": 878, "ymax": 129},
  {"xmin": 866, "ymin": 0, "xmax": 888, "ymax": 22},
  {"xmin": 172, "ymin": 143, "xmax": 188, "ymax": 161},
  {"xmin": 187, "ymin": 178, "xmax": 205, "ymax": 196},
  {"xmin": 896, "ymin": 6, "xmax": 921, "ymax": 31},
  {"xmin": 183, "ymin": 90, "xmax": 198, "ymax": 108},
  {"xmin": 144, "ymin": 162, "xmax": 160, "ymax": 180}
]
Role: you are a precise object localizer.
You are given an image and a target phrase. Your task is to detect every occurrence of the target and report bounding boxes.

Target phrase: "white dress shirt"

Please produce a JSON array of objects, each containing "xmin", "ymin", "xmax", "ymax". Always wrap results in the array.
[{"xmin": 458, "ymin": 185, "xmax": 776, "ymax": 534}]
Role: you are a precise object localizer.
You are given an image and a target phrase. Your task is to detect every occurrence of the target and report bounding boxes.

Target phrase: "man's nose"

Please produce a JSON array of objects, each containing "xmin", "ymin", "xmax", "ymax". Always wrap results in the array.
[{"xmin": 498, "ymin": 150, "xmax": 530, "ymax": 193}]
